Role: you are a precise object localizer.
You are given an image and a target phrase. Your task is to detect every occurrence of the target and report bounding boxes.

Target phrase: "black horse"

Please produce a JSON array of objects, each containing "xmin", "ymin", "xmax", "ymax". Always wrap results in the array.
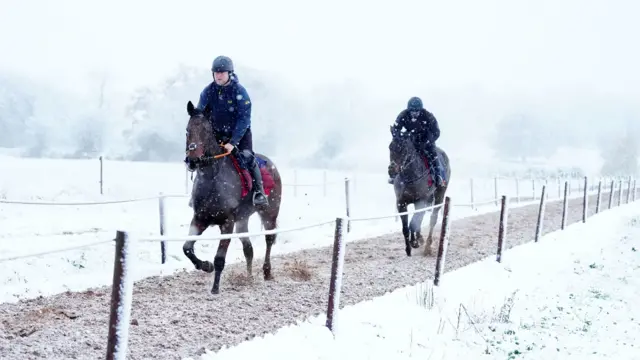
[
  {"xmin": 183, "ymin": 100, "xmax": 283, "ymax": 294},
  {"xmin": 388, "ymin": 129, "xmax": 451, "ymax": 256}
]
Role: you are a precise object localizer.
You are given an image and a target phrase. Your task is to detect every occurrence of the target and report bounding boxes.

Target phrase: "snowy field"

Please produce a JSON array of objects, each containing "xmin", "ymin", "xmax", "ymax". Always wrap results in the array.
[
  {"xmin": 197, "ymin": 193, "xmax": 640, "ymax": 360},
  {"xmin": 0, "ymin": 155, "xmax": 598, "ymax": 303}
]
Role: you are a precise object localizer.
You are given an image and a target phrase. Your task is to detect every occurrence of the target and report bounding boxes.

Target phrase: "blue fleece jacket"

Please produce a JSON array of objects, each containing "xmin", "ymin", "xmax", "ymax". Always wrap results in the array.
[{"xmin": 196, "ymin": 74, "xmax": 252, "ymax": 146}]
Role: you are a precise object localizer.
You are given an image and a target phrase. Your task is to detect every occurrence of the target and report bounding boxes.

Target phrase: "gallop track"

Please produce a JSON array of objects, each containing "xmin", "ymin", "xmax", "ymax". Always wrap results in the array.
[{"xmin": 0, "ymin": 191, "xmax": 627, "ymax": 359}]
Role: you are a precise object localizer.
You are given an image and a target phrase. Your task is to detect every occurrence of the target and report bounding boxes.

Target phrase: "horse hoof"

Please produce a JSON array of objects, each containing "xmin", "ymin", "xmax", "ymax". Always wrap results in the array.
[
  {"xmin": 424, "ymin": 247, "xmax": 433, "ymax": 256},
  {"xmin": 263, "ymin": 269, "xmax": 274, "ymax": 281},
  {"xmin": 410, "ymin": 240, "xmax": 420, "ymax": 249},
  {"xmin": 405, "ymin": 248, "xmax": 411, "ymax": 256},
  {"xmin": 211, "ymin": 287, "xmax": 220, "ymax": 295},
  {"xmin": 201, "ymin": 261, "xmax": 215, "ymax": 273}
]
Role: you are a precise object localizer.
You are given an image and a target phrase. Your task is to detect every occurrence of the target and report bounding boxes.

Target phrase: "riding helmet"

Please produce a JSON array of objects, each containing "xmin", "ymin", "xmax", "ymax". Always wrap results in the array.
[
  {"xmin": 212, "ymin": 56, "xmax": 234, "ymax": 73},
  {"xmin": 407, "ymin": 96, "xmax": 423, "ymax": 111}
]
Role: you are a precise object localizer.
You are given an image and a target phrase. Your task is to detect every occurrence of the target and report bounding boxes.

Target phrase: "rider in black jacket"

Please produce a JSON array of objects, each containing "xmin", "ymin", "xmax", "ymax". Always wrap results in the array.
[{"xmin": 388, "ymin": 96, "xmax": 444, "ymax": 187}]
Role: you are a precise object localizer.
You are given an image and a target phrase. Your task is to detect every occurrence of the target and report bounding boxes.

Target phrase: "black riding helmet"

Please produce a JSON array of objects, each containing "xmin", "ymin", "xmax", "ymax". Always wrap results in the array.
[
  {"xmin": 407, "ymin": 96, "xmax": 423, "ymax": 111},
  {"xmin": 212, "ymin": 56, "xmax": 234, "ymax": 73}
]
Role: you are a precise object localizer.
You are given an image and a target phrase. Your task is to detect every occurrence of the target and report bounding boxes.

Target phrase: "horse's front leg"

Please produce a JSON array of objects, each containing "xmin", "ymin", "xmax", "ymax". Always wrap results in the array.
[
  {"xmin": 409, "ymin": 199, "xmax": 428, "ymax": 250},
  {"xmin": 211, "ymin": 221, "xmax": 234, "ymax": 295},
  {"xmin": 182, "ymin": 217, "xmax": 208, "ymax": 271},
  {"xmin": 397, "ymin": 202, "xmax": 411, "ymax": 256}
]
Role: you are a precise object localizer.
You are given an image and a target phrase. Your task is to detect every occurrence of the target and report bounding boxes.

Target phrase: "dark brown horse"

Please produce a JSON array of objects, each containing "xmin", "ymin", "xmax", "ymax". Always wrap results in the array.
[
  {"xmin": 183, "ymin": 100, "xmax": 283, "ymax": 294},
  {"xmin": 388, "ymin": 129, "xmax": 451, "ymax": 256}
]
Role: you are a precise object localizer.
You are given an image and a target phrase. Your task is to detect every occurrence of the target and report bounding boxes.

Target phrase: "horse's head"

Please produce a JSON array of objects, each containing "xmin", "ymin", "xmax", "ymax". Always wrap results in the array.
[
  {"xmin": 185, "ymin": 100, "xmax": 223, "ymax": 169},
  {"xmin": 388, "ymin": 126, "xmax": 417, "ymax": 170}
]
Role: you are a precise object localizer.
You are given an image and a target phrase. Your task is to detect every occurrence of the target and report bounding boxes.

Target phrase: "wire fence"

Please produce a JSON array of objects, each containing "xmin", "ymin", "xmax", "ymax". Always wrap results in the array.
[
  {"xmin": 0, "ymin": 172, "xmax": 637, "ymax": 358},
  {"xmin": 107, "ymin": 176, "xmax": 638, "ymax": 357},
  {"xmin": 0, "ymin": 174, "xmax": 630, "ymax": 264}
]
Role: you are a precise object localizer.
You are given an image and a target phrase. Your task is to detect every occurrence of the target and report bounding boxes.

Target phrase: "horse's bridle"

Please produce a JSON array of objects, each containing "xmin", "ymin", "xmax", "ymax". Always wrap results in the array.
[
  {"xmin": 184, "ymin": 142, "xmax": 231, "ymax": 172},
  {"xmin": 391, "ymin": 138, "xmax": 429, "ymax": 184}
]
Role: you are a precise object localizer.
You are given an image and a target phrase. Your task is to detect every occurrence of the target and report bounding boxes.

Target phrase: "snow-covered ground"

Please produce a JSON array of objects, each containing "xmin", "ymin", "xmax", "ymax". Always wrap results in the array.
[
  {"xmin": 195, "ymin": 194, "xmax": 640, "ymax": 360},
  {"xmin": 0, "ymin": 155, "xmax": 593, "ymax": 303}
]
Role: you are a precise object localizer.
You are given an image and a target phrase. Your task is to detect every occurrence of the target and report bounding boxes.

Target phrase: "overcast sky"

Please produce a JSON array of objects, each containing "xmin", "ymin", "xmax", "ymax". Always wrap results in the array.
[{"xmin": 1, "ymin": 0, "xmax": 638, "ymax": 99}]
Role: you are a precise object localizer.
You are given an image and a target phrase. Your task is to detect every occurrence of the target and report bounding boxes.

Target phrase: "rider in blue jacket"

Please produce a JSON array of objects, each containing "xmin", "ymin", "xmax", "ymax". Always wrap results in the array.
[{"xmin": 193, "ymin": 55, "xmax": 268, "ymax": 206}]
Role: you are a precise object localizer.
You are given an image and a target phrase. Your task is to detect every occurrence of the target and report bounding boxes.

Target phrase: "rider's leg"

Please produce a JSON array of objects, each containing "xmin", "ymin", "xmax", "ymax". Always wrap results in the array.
[
  {"xmin": 237, "ymin": 131, "xmax": 268, "ymax": 206},
  {"xmin": 424, "ymin": 143, "xmax": 444, "ymax": 187}
]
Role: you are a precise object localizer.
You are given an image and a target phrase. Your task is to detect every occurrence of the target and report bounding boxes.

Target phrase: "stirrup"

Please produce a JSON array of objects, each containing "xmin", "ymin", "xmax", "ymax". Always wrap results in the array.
[{"xmin": 253, "ymin": 192, "xmax": 268, "ymax": 206}]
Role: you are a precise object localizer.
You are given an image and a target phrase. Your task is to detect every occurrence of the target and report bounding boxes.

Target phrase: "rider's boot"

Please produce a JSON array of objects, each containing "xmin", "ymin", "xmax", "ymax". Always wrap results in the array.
[
  {"xmin": 430, "ymin": 158, "xmax": 445, "ymax": 187},
  {"xmin": 249, "ymin": 159, "xmax": 269, "ymax": 206}
]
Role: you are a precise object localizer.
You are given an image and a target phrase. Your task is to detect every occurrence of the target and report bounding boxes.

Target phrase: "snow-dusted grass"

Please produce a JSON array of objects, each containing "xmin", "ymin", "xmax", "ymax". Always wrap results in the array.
[
  {"xmin": 0, "ymin": 155, "xmax": 588, "ymax": 303},
  {"xmin": 194, "ymin": 199, "xmax": 640, "ymax": 360}
]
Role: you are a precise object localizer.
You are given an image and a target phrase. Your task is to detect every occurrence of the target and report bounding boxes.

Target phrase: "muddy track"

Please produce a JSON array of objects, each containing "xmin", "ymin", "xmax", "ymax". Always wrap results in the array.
[{"xmin": 0, "ymin": 190, "xmax": 630, "ymax": 359}]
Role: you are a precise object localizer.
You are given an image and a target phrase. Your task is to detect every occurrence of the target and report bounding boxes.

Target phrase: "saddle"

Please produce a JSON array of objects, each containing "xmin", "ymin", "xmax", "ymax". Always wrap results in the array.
[{"xmin": 228, "ymin": 154, "xmax": 275, "ymax": 198}]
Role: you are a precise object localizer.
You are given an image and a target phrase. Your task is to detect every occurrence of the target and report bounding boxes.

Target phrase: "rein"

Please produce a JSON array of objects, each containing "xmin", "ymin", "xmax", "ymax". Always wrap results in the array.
[
  {"xmin": 185, "ymin": 143, "xmax": 232, "ymax": 172},
  {"xmin": 392, "ymin": 139, "xmax": 430, "ymax": 184},
  {"xmin": 398, "ymin": 155, "xmax": 429, "ymax": 184}
]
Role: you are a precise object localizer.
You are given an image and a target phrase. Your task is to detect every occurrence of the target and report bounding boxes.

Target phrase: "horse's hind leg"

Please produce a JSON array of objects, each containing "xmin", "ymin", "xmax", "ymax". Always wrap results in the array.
[
  {"xmin": 259, "ymin": 211, "xmax": 278, "ymax": 281},
  {"xmin": 183, "ymin": 217, "xmax": 208, "ymax": 271},
  {"xmin": 211, "ymin": 221, "xmax": 234, "ymax": 295},
  {"xmin": 409, "ymin": 199, "xmax": 428, "ymax": 249},
  {"xmin": 425, "ymin": 186, "xmax": 447, "ymax": 256},
  {"xmin": 235, "ymin": 217, "xmax": 253, "ymax": 277}
]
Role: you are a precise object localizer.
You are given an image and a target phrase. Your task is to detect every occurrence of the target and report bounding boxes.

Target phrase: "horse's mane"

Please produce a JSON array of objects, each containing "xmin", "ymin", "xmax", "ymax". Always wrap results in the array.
[
  {"xmin": 190, "ymin": 107, "xmax": 206, "ymax": 117},
  {"xmin": 389, "ymin": 134, "xmax": 416, "ymax": 154}
]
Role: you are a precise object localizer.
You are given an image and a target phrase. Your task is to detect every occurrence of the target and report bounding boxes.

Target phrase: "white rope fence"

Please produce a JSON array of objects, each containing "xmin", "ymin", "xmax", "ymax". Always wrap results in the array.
[
  {"xmin": 0, "ymin": 195, "xmax": 170, "ymax": 206},
  {"xmin": 105, "ymin": 176, "xmax": 638, "ymax": 357},
  {"xmin": 137, "ymin": 218, "xmax": 337, "ymax": 243},
  {"xmin": 0, "ymin": 175, "xmax": 630, "ymax": 266},
  {"xmin": 0, "ymin": 239, "xmax": 113, "ymax": 262},
  {"xmin": 1, "ymin": 172, "xmax": 636, "ymax": 358}
]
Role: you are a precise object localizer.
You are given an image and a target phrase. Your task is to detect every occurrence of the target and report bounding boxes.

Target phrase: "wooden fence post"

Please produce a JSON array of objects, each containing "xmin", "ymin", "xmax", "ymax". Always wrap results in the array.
[
  {"xmin": 158, "ymin": 194, "xmax": 167, "ymax": 264},
  {"xmin": 608, "ymin": 180, "xmax": 614, "ymax": 209},
  {"xmin": 617, "ymin": 180, "xmax": 623, "ymax": 207},
  {"xmin": 106, "ymin": 231, "xmax": 134, "ymax": 360},
  {"xmin": 561, "ymin": 181, "xmax": 569, "ymax": 230},
  {"xmin": 325, "ymin": 217, "xmax": 347, "ymax": 334},
  {"xmin": 496, "ymin": 195, "xmax": 509, "ymax": 263},
  {"xmin": 433, "ymin": 197, "xmax": 452, "ymax": 286},
  {"xmin": 534, "ymin": 186, "xmax": 546, "ymax": 242},
  {"xmin": 582, "ymin": 176, "xmax": 588, "ymax": 223},
  {"xmin": 595, "ymin": 180, "xmax": 602, "ymax": 214},
  {"xmin": 344, "ymin": 178, "xmax": 351, "ymax": 233},
  {"xmin": 531, "ymin": 179, "xmax": 535, "ymax": 201},
  {"xmin": 99, "ymin": 156, "xmax": 104, "ymax": 195},
  {"xmin": 469, "ymin": 178, "xmax": 475, "ymax": 209}
]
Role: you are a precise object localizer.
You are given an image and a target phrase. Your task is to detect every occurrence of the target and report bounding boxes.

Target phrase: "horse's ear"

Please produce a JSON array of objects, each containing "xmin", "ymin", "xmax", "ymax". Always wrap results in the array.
[{"xmin": 187, "ymin": 101, "xmax": 195, "ymax": 116}]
